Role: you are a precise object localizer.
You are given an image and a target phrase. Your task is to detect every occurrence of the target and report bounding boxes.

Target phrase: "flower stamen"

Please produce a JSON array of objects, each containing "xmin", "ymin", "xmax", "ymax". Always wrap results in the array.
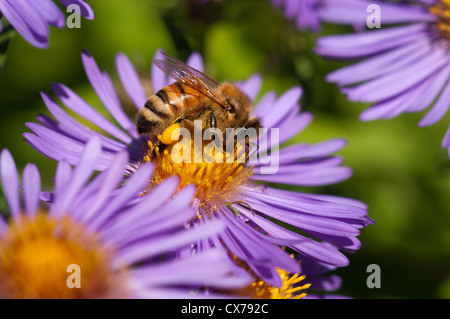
[
  {"xmin": 229, "ymin": 255, "xmax": 310, "ymax": 299},
  {"xmin": 143, "ymin": 137, "xmax": 253, "ymax": 208}
]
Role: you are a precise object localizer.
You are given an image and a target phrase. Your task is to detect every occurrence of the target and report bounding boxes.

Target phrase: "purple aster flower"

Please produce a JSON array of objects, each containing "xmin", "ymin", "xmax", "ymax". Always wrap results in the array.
[
  {"xmin": 0, "ymin": 137, "xmax": 251, "ymax": 298},
  {"xmin": 0, "ymin": 0, "xmax": 94, "ymax": 49},
  {"xmin": 23, "ymin": 49, "xmax": 373, "ymax": 288},
  {"xmin": 316, "ymin": 0, "xmax": 450, "ymax": 156}
]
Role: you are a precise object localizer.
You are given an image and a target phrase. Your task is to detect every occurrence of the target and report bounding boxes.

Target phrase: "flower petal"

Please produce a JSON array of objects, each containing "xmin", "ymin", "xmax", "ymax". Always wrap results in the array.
[
  {"xmin": 116, "ymin": 52, "xmax": 148, "ymax": 110},
  {"xmin": 22, "ymin": 163, "xmax": 41, "ymax": 218},
  {"xmin": 0, "ymin": 149, "xmax": 21, "ymax": 219}
]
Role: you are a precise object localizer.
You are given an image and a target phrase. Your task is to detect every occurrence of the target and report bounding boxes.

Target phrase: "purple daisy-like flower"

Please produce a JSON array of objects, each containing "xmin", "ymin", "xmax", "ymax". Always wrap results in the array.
[
  {"xmin": 23, "ymin": 49, "xmax": 373, "ymax": 288},
  {"xmin": 0, "ymin": 0, "xmax": 94, "ymax": 48},
  {"xmin": 316, "ymin": 0, "xmax": 450, "ymax": 156},
  {"xmin": 0, "ymin": 137, "xmax": 251, "ymax": 298}
]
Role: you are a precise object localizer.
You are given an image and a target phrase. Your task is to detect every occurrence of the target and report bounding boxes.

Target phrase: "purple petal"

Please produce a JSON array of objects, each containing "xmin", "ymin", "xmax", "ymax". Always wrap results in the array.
[
  {"xmin": 6, "ymin": 0, "xmax": 49, "ymax": 38},
  {"xmin": 326, "ymin": 38, "xmax": 429, "ymax": 86},
  {"xmin": 243, "ymin": 186, "xmax": 367, "ymax": 218},
  {"xmin": 58, "ymin": 0, "xmax": 94, "ymax": 19},
  {"xmin": 408, "ymin": 64, "xmax": 450, "ymax": 113},
  {"xmin": 151, "ymin": 50, "xmax": 167, "ymax": 93},
  {"xmin": 51, "ymin": 83, "xmax": 133, "ymax": 144},
  {"xmin": 87, "ymin": 163, "xmax": 155, "ymax": 231},
  {"xmin": 116, "ymin": 52, "xmax": 148, "ymax": 110},
  {"xmin": 319, "ymin": 0, "xmax": 435, "ymax": 26},
  {"xmin": 25, "ymin": 0, "xmax": 65, "ymax": 28},
  {"xmin": 24, "ymin": 124, "xmax": 116, "ymax": 170},
  {"xmin": 0, "ymin": 216, "xmax": 7, "ymax": 236},
  {"xmin": 0, "ymin": 149, "xmax": 21, "ymax": 219},
  {"xmin": 276, "ymin": 111, "xmax": 313, "ymax": 146},
  {"xmin": 444, "ymin": 128, "xmax": 450, "ymax": 149},
  {"xmin": 345, "ymin": 48, "xmax": 450, "ymax": 103},
  {"xmin": 218, "ymin": 211, "xmax": 300, "ymax": 286},
  {"xmin": 54, "ymin": 160, "xmax": 72, "ymax": 196},
  {"xmin": 261, "ymin": 138, "xmax": 347, "ymax": 165},
  {"xmin": 22, "ymin": 163, "xmax": 41, "ymax": 218},
  {"xmin": 293, "ymin": 237, "xmax": 349, "ymax": 267},
  {"xmin": 218, "ymin": 229, "xmax": 283, "ymax": 288},
  {"xmin": 358, "ymin": 64, "xmax": 450, "ymax": 121},
  {"xmin": 39, "ymin": 92, "xmax": 127, "ymax": 152},
  {"xmin": 243, "ymin": 198, "xmax": 360, "ymax": 237},
  {"xmin": 130, "ymin": 248, "xmax": 251, "ymax": 289},
  {"xmin": 234, "ymin": 203, "xmax": 348, "ymax": 266},
  {"xmin": 316, "ymin": 23, "xmax": 428, "ymax": 58},
  {"xmin": 252, "ymin": 90, "xmax": 277, "ymax": 119},
  {"xmin": 0, "ymin": 0, "xmax": 47, "ymax": 48},
  {"xmin": 237, "ymin": 74, "xmax": 262, "ymax": 101},
  {"xmin": 114, "ymin": 220, "xmax": 225, "ymax": 267},
  {"xmin": 254, "ymin": 185, "xmax": 368, "ymax": 209},
  {"xmin": 252, "ymin": 166, "xmax": 352, "ymax": 186},
  {"xmin": 307, "ymin": 275, "xmax": 342, "ymax": 292},
  {"xmin": 271, "ymin": 156, "xmax": 345, "ymax": 174},
  {"xmin": 186, "ymin": 52, "xmax": 204, "ymax": 72},
  {"xmin": 100, "ymin": 176, "xmax": 183, "ymax": 243},
  {"xmin": 75, "ymin": 151, "xmax": 129, "ymax": 224},
  {"xmin": 419, "ymin": 82, "xmax": 450, "ymax": 127},
  {"xmin": 81, "ymin": 50, "xmax": 137, "ymax": 136},
  {"xmin": 260, "ymin": 86, "xmax": 302, "ymax": 128},
  {"xmin": 50, "ymin": 136, "xmax": 102, "ymax": 216}
]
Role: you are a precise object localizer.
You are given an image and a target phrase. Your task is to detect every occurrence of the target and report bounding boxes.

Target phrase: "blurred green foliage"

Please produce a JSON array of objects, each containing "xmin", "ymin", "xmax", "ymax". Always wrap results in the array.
[{"xmin": 0, "ymin": 0, "xmax": 449, "ymax": 299}]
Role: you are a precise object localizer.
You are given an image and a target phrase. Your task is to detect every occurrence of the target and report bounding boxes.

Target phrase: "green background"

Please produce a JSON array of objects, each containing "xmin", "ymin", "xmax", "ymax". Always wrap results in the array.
[{"xmin": 1, "ymin": 0, "xmax": 450, "ymax": 298}]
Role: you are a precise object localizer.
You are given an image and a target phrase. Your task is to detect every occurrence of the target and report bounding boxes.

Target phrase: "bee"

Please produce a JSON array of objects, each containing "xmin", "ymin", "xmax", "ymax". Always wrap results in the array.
[{"xmin": 136, "ymin": 51, "xmax": 260, "ymax": 149}]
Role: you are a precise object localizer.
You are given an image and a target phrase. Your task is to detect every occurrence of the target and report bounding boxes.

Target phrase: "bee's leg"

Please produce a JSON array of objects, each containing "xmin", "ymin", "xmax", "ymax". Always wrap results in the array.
[
  {"xmin": 205, "ymin": 111, "xmax": 223, "ymax": 150},
  {"xmin": 173, "ymin": 114, "xmax": 195, "ymax": 125},
  {"xmin": 240, "ymin": 118, "xmax": 261, "ymax": 159},
  {"xmin": 210, "ymin": 112, "xmax": 217, "ymax": 129}
]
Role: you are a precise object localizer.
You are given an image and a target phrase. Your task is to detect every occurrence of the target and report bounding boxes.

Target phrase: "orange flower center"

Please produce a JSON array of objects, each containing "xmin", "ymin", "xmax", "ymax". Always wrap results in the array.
[
  {"xmin": 0, "ymin": 213, "xmax": 128, "ymax": 298},
  {"xmin": 143, "ymin": 137, "xmax": 253, "ymax": 213}
]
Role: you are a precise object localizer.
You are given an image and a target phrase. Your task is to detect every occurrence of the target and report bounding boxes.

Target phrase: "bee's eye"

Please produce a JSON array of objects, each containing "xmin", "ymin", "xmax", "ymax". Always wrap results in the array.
[{"xmin": 226, "ymin": 97, "xmax": 235, "ymax": 113}]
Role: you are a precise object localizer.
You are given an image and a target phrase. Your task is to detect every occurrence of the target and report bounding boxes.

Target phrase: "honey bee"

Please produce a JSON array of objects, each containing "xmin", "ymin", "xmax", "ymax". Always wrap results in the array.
[{"xmin": 136, "ymin": 51, "xmax": 260, "ymax": 148}]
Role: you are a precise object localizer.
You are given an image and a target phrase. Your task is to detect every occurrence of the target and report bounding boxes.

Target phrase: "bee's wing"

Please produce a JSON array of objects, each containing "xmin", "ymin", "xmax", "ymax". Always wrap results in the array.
[{"xmin": 153, "ymin": 51, "xmax": 227, "ymax": 108}]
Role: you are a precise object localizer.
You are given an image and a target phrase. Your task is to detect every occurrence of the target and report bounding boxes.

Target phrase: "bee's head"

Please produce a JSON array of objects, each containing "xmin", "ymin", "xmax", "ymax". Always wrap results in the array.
[{"xmin": 217, "ymin": 82, "xmax": 253, "ymax": 124}]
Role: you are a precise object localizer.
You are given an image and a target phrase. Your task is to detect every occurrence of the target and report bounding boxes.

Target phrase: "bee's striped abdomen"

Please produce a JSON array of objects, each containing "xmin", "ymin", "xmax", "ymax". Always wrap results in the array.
[
  {"xmin": 136, "ymin": 81, "xmax": 203, "ymax": 135},
  {"xmin": 144, "ymin": 99, "xmax": 170, "ymax": 119}
]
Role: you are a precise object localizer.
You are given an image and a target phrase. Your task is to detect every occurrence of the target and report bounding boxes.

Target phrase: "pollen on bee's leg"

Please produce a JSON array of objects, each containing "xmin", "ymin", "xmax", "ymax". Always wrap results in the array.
[{"xmin": 160, "ymin": 123, "xmax": 182, "ymax": 145}]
